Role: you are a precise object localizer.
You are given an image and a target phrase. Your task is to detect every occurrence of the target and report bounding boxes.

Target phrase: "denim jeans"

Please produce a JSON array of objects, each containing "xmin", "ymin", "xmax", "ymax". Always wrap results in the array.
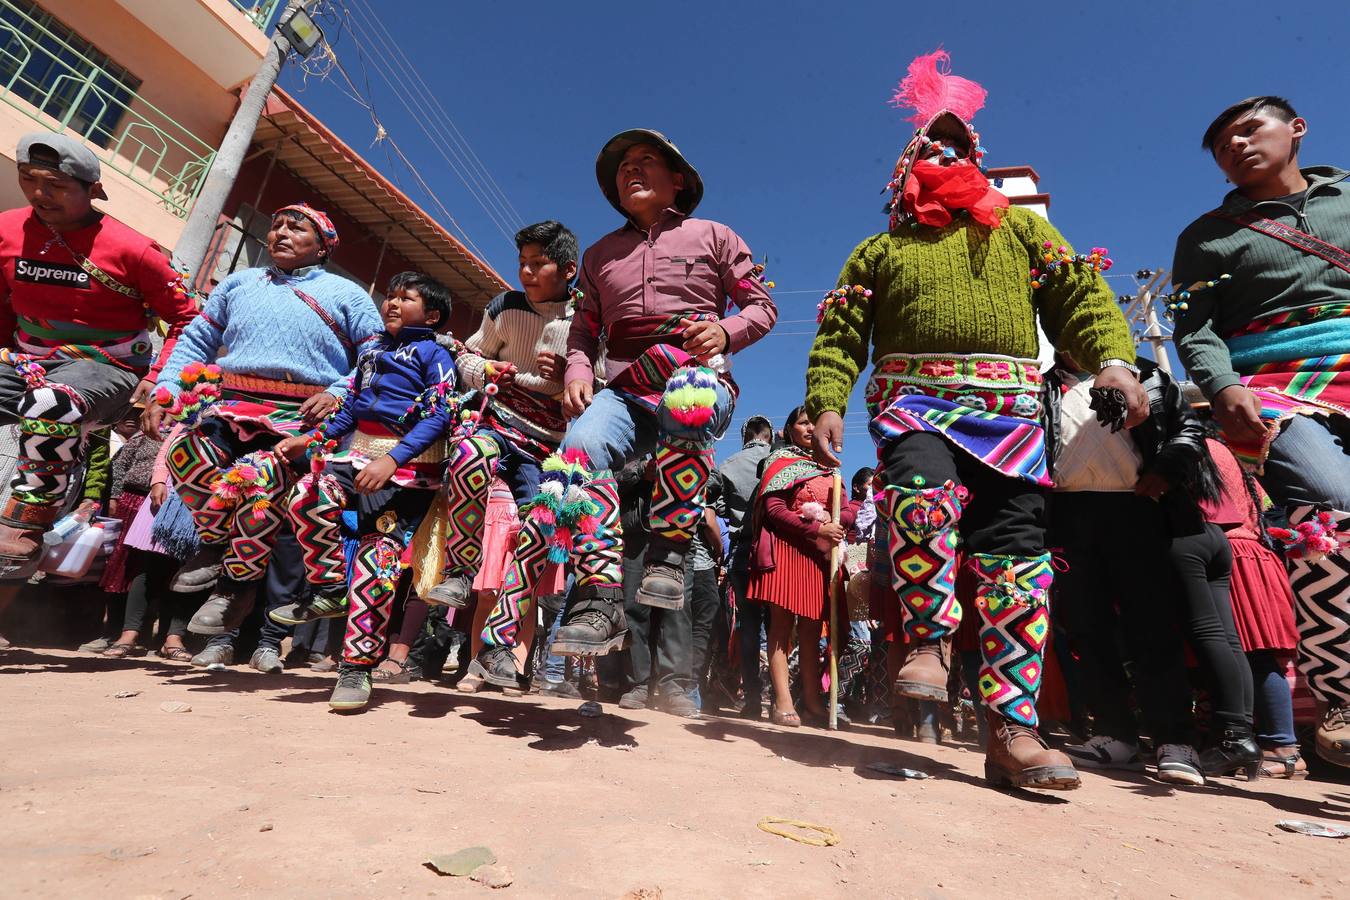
[
  {"xmin": 1262, "ymin": 413, "xmax": 1350, "ymax": 511},
  {"xmin": 480, "ymin": 428, "xmax": 543, "ymax": 507},
  {"xmin": 559, "ymin": 382, "xmax": 735, "ymax": 473}
]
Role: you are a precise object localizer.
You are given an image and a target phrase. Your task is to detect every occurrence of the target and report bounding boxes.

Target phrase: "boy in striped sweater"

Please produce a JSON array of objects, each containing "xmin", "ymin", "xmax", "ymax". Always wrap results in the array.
[{"xmin": 427, "ymin": 221, "xmax": 580, "ymax": 688}]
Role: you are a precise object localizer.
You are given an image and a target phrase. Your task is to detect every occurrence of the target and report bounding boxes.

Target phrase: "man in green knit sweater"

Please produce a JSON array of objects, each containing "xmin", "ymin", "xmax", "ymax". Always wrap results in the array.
[
  {"xmin": 806, "ymin": 50, "xmax": 1143, "ymax": 791},
  {"xmin": 1171, "ymin": 95, "xmax": 1350, "ymax": 768}
]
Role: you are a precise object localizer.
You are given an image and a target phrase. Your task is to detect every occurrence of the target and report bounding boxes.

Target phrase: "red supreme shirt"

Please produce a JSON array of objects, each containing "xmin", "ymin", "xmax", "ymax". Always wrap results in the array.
[{"xmin": 0, "ymin": 207, "xmax": 197, "ymax": 376}]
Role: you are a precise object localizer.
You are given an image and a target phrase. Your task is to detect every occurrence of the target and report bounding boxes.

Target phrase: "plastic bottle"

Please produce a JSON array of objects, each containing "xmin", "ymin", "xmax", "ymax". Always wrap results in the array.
[
  {"xmin": 51, "ymin": 523, "xmax": 104, "ymax": 579},
  {"xmin": 43, "ymin": 501, "xmax": 100, "ymax": 546}
]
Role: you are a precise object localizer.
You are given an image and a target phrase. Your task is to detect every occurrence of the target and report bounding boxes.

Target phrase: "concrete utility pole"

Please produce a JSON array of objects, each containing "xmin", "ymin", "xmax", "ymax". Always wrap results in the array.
[
  {"xmin": 173, "ymin": 0, "xmax": 313, "ymax": 278},
  {"xmin": 1119, "ymin": 268, "xmax": 1174, "ymax": 375}
]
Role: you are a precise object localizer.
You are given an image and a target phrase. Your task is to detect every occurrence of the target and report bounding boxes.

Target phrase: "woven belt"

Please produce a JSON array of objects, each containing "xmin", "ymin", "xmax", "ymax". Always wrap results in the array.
[
  {"xmin": 348, "ymin": 428, "xmax": 446, "ymax": 465},
  {"xmin": 871, "ymin": 352, "xmax": 1042, "ymax": 388},
  {"xmin": 222, "ymin": 372, "xmax": 326, "ymax": 399}
]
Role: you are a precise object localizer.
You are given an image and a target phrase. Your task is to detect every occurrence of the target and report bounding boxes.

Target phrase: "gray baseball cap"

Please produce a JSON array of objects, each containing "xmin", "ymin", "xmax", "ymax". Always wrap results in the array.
[{"xmin": 16, "ymin": 132, "xmax": 108, "ymax": 199}]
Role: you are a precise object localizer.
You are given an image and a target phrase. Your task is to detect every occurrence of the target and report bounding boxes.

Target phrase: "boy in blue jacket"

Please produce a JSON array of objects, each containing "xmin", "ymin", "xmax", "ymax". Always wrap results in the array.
[{"xmin": 273, "ymin": 271, "xmax": 457, "ymax": 710}]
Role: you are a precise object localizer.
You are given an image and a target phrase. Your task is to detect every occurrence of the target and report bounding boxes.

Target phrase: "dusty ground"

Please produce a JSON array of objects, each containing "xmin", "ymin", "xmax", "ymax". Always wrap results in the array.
[{"xmin": 2, "ymin": 648, "xmax": 1347, "ymax": 899}]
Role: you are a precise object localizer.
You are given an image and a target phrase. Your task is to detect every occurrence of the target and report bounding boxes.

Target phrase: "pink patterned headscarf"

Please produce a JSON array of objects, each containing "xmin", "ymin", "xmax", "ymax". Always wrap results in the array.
[{"xmin": 274, "ymin": 202, "xmax": 339, "ymax": 252}]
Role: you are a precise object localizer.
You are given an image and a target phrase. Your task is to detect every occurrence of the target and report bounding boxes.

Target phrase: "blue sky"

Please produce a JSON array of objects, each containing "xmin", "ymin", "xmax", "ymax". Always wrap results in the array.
[{"xmin": 281, "ymin": 0, "xmax": 1347, "ymax": 475}]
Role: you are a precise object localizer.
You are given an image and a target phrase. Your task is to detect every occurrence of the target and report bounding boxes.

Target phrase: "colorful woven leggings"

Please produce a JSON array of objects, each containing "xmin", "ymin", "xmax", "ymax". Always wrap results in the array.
[
  {"xmin": 1287, "ymin": 506, "xmax": 1350, "ymax": 706},
  {"xmin": 343, "ymin": 535, "xmax": 403, "ymax": 665},
  {"xmin": 880, "ymin": 479, "xmax": 968, "ymax": 641},
  {"xmin": 574, "ymin": 475, "xmax": 622, "ymax": 589},
  {"xmin": 10, "ymin": 384, "xmax": 85, "ymax": 508},
  {"xmin": 441, "ymin": 434, "xmax": 500, "ymax": 577},
  {"xmin": 286, "ymin": 471, "xmax": 347, "ymax": 590},
  {"xmin": 219, "ymin": 451, "xmax": 290, "ymax": 582},
  {"xmin": 648, "ymin": 437, "xmax": 713, "ymax": 544},
  {"xmin": 166, "ymin": 428, "xmax": 233, "ymax": 544},
  {"xmin": 480, "ymin": 473, "xmax": 622, "ymax": 649},
  {"xmin": 970, "ymin": 552, "xmax": 1054, "ymax": 727}
]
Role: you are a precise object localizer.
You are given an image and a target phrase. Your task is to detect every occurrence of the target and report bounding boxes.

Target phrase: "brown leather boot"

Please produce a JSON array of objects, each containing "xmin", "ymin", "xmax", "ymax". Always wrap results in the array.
[
  {"xmin": 984, "ymin": 710, "xmax": 1081, "ymax": 790},
  {"xmin": 894, "ymin": 638, "xmax": 950, "ymax": 702},
  {"xmin": 0, "ymin": 498, "xmax": 58, "ymax": 565}
]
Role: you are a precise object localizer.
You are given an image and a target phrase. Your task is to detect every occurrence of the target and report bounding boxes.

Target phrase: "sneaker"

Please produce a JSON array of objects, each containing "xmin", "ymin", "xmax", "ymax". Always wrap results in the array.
[
  {"xmin": 661, "ymin": 689, "xmax": 698, "ymax": 718},
  {"xmin": 190, "ymin": 644, "xmax": 233, "ymax": 668},
  {"xmin": 538, "ymin": 679, "xmax": 583, "ymax": 700},
  {"xmin": 1155, "ymin": 743, "xmax": 1206, "ymax": 786},
  {"xmin": 269, "ymin": 588, "xmax": 348, "ymax": 626},
  {"xmin": 330, "ymin": 664, "xmax": 372, "ymax": 711},
  {"xmin": 1316, "ymin": 705, "xmax": 1350, "ymax": 768},
  {"xmin": 249, "ymin": 646, "xmax": 284, "ymax": 675},
  {"xmin": 308, "ymin": 655, "xmax": 337, "ymax": 673},
  {"xmin": 78, "ymin": 636, "xmax": 112, "ymax": 654},
  {"xmin": 423, "ymin": 572, "xmax": 473, "ymax": 609},
  {"xmin": 1062, "ymin": 734, "xmax": 1145, "ymax": 771},
  {"xmin": 618, "ymin": 684, "xmax": 650, "ymax": 710}
]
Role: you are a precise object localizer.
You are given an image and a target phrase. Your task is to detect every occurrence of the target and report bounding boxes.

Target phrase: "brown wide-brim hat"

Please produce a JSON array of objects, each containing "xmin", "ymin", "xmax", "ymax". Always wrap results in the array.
[{"xmin": 595, "ymin": 128, "xmax": 703, "ymax": 216}]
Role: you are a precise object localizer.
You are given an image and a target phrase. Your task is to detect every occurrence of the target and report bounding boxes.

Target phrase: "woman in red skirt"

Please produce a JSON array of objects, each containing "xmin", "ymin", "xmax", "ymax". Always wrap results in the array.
[
  {"xmin": 1205, "ymin": 438, "xmax": 1304, "ymax": 778},
  {"xmin": 748, "ymin": 407, "xmax": 852, "ymax": 727}
]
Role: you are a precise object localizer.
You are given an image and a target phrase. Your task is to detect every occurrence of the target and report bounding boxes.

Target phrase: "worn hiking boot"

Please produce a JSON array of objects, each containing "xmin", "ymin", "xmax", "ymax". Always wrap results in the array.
[
  {"xmin": 984, "ymin": 710, "xmax": 1081, "ymax": 791},
  {"xmin": 550, "ymin": 587, "xmax": 629, "ymax": 657},
  {"xmin": 894, "ymin": 638, "xmax": 950, "ymax": 702},
  {"xmin": 171, "ymin": 545, "xmax": 226, "ymax": 593},
  {"xmin": 187, "ymin": 581, "xmax": 258, "ymax": 635},
  {"xmin": 619, "ymin": 684, "xmax": 650, "ymax": 710},
  {"xmin": 268, "ymin": 586, "xmax": 349, "ymax": 626},
  {"xmin": 467, "ymin": 644, "xmax": 523, "ymax": 689},
  {"xmin": 1316, "ymin": 705, "xmax": 1350, "ymax": 768},
  {"xmin": 635, "ymin": 540, "xmax": 687, "ymax": 610},
  {"xmin": 330, "ymin": 663, "xmax": 373, "ymax": 711},
  {"xmin": 423, "ymin": 571, "xmax": 474, "ymax": 609}
]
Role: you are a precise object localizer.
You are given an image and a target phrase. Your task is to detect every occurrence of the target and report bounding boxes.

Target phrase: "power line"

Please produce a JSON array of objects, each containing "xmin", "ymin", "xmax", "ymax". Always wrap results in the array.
[{"xmin": 342, "ymin": 0, "xmax": 523, "ymax": 243}]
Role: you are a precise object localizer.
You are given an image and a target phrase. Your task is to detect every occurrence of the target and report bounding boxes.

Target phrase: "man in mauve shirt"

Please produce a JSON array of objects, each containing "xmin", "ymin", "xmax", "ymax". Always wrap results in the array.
[{"xmin": 473, "ymin": 129, "xmax": 776, "ymax": 679}]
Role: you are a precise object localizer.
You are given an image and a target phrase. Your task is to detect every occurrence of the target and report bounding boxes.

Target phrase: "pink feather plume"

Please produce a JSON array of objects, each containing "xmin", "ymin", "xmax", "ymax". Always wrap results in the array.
[{"xmin": 891, "ymin": 48, "xmax": 987, "ymax": 126}]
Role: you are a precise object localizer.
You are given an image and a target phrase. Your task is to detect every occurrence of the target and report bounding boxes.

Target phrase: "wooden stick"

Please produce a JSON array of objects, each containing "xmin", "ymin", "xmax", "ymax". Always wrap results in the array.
[{"xmin": 827, "ymin": 470, "xmax": 843, "ymax": 731}]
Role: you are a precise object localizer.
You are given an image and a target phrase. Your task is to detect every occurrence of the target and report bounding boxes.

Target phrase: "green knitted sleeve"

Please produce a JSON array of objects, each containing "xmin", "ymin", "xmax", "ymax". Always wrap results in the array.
[
  {"xmin": 1014, "ymin": 210, "xmax": 1135, "ymax": 369},
  {"xmin": 805, "ymin": 236, "xmax": 881, "ymax": 419},
  {"xmin": 81, "ymin": 428, "xmax": 110, "ymax": 505}
]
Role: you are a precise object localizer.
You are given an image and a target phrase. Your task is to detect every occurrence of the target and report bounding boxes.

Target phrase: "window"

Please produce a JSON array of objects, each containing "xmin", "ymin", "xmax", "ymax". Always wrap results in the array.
[{"xmin": 0, "ymin": 0, "xmax": 142, "ymax": 148}]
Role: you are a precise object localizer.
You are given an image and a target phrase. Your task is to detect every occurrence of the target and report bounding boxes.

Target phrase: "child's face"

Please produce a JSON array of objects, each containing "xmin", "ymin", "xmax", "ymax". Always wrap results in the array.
[
  {"xmin": 381, "ymin": 287, "xmax": 438, "ymax": 337},
  {"xmin": 112, "ymin": 416, "xmax": 139, "ymax": 439},
  {"xmin": 518, "ymin": 242, "xmax": 574, "ymax": 304}
]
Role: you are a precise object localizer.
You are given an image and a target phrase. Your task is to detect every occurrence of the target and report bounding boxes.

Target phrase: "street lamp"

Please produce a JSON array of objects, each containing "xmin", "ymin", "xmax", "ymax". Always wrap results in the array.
[{"xmin": 278, "ymin": 6, "xmax": 325, "ymax": 57}]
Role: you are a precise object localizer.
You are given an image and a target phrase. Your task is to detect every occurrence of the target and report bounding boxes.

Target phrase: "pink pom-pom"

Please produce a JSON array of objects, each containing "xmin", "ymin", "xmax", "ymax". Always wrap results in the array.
[
  {"xmin": 559, "ymin": 448, "xmax": 591, "ymax": 469},
  {"xmin": 669, "ymin": 406, "xmax": 716, "ymax": 427},
  {"xmin": 530, "ymin": 506, "xmax": 556, "ymax": 526}
]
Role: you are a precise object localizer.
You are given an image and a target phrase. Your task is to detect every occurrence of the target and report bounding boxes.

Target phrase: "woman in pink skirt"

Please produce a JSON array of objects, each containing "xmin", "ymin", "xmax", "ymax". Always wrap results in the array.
[
  {"xmin": 1206, "ymin": 438, "xmax": 1304, "ymax": 778},
  {"xmin": 748, "ymin": 407, "xmax": 851, "ymax": 727}
]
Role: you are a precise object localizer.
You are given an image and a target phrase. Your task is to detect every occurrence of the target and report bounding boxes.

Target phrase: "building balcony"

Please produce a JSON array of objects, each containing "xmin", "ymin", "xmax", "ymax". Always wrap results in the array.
[
  {"xmin": 0, "ymin": 0, "xmax": 217, "ymax": 244},
  {"xmin": 113, "ymin": 0, "xmax": 276, "ymax": 88}
]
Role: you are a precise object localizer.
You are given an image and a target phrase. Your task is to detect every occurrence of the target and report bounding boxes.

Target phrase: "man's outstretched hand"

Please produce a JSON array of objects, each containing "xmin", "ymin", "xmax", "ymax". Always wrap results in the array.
[{"xmin": 812, "ymin": 410, "xmax": 843, "ymax": 467}]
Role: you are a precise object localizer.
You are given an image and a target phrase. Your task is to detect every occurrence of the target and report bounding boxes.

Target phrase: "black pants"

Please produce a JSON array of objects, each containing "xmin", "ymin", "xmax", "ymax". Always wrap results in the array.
[
  {"xmin": 731, "ymin": 539, "xmax": 768, "ymax": 709},
  {"xmin": 206, "ymin": 523, "xmax": 305, "ymax": 653},
  {"xmin": 122, "ymin": 552, "xmax": 204, "ymax": 640},
  {"xmin": 882, "ymin": 432, "xmax": 1046, "ymax": 556},
  {"xmin": 1049, "ymin": 492, "xmax": 1194, "ymax": 744},
  {"xmin": 686, "ymin": 565, "xmax": 719, "ymax": 694},
  {"xmin": 623, "ymin": 541, "xmax": 692, "ymax": 694},
  {"xmin": 1169, "ymin": 522, "xmax": 1254, "ymax": 729}
]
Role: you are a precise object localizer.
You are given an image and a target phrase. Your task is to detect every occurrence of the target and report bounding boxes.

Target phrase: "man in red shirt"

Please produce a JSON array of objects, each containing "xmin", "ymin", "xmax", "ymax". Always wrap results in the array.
[
  {"xmin": 0, "ymin": 133, "xmax": 196, "ymax": 571},
  {"xmin": 470, "ymin": 129, "xmax": 776, "ymax": 687}
]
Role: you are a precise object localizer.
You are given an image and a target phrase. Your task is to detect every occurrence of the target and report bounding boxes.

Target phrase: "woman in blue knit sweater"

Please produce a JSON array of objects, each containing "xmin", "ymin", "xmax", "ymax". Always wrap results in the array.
[{"xmin": 148, "ymin": 204, "xmax": 382, "ymax": 638}]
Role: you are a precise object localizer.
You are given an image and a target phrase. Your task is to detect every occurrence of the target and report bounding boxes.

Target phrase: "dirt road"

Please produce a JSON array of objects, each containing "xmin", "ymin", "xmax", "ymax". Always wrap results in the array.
[{"xmin": 2, "ymin": 648, "xmax": 1346, "ymax": 898}]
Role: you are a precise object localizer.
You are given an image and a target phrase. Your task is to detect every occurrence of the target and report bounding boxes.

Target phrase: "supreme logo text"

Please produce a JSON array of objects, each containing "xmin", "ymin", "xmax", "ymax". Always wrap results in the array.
[{"xmin": 15, "ymin": 257, "xmax": 90, "ymax": 289}]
